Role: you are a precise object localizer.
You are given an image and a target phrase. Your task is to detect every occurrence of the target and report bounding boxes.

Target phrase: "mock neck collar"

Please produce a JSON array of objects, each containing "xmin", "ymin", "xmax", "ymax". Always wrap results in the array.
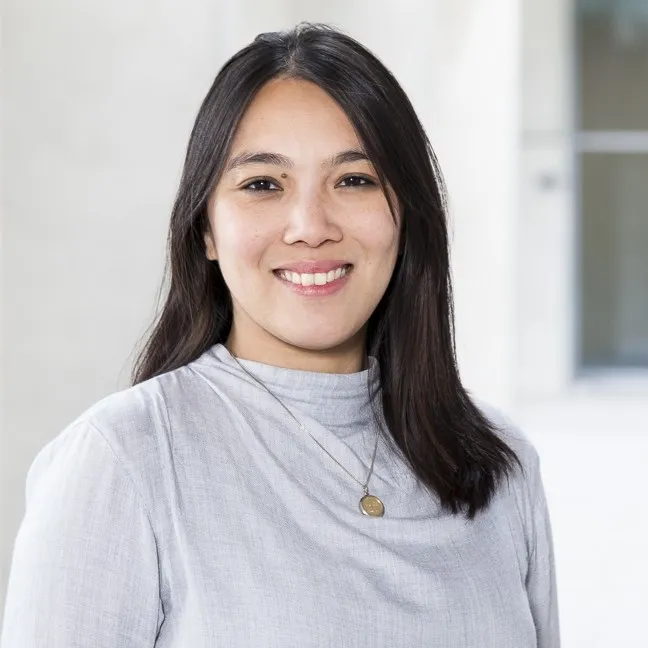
[{"xmin": 200, "ymin": 343, "xmax": 381, "ymax": 433}]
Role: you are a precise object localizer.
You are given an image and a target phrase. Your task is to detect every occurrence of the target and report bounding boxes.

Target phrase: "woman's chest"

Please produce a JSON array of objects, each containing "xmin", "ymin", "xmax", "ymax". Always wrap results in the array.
[{"xmin": 153, "ymin": 456, "xmax": 536, "ymax": 648}]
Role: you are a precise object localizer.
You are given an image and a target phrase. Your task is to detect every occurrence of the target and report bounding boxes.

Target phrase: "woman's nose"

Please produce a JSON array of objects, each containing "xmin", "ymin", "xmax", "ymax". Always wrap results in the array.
[{"xmin": 282, "ymin": 190, "xmax": 343, "ymax": 247}]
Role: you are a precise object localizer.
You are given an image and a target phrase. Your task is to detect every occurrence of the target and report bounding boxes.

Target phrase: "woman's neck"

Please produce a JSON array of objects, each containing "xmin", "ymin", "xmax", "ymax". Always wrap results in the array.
[{"xmin": 225, "ymin": 328, "xmax": 367, "ymax": 374}]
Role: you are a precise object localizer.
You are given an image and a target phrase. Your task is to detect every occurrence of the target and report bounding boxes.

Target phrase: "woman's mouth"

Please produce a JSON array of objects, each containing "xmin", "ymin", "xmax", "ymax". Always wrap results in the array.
[{"xmin": 274, "ymin": 264, "xmax": 352, "ymax": 287}]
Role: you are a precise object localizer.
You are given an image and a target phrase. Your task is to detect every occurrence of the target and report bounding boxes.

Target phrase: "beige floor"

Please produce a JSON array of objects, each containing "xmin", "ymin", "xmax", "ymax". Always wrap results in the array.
[{"xmin": 516, "ymin": 392, "xmax": 648, "ymax": 648}]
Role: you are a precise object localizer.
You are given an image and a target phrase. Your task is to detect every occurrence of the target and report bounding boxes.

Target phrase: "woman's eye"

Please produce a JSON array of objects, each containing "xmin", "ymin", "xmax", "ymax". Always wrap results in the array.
[
  {"xmin": 338, "ymin": 175, "xmax": 375, "ymax": 188},
  {"xmin": 242, "ymin": 179, "xmax": 280, "ymax": 192}
]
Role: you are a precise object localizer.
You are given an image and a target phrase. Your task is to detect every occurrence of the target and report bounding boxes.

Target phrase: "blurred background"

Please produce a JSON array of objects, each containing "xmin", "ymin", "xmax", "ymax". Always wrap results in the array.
[{"xmin": 2, "ymin": 0, "xmax": 647, "ymax": 645}]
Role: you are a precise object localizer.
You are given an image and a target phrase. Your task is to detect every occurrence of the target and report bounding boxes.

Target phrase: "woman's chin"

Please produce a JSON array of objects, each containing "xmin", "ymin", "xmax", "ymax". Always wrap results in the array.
[{"xmin": 274, "ymin": 328, "xmax": 363, "ymax": 355}]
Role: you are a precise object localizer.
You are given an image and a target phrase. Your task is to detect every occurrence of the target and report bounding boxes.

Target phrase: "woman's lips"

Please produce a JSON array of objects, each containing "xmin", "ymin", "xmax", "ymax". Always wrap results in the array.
[
  {"xmin": 274, "ymin": 264, "xmax": 352, "ymax": 296},
  {"xmin": 274, "ymin": 260, "xmax": 351, "ymax": 274}
]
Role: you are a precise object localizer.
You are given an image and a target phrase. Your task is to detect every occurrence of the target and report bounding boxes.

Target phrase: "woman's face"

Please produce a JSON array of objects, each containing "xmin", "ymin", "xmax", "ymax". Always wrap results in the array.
[{"xmin": 205, "ymin": 77, "xmax": 400, "ymax": 367}]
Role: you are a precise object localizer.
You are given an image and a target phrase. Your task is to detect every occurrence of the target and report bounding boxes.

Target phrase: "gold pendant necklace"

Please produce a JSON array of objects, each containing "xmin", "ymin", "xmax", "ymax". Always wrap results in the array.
[
  {"xmin": 360, "ymin": 488, "xmax": 385, "ymax": 517},
  {"xmin": 230, "ymin": 354, "xmax": 385, "ymax": 517}
]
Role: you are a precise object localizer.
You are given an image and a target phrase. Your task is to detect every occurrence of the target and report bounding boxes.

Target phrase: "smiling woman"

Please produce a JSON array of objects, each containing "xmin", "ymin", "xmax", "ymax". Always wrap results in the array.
[
  {"xmin": 204, "ymin": 77, "xmax": 400, "ymax": 364},
  {"xmin": 1, "ymin": 23, "xmax": 560, "ymax": 648}
]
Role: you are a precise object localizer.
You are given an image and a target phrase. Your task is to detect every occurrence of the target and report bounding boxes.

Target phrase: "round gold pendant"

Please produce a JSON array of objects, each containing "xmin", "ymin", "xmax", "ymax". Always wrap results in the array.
[{"xmin": 359, "ymin": 494, "xmax": 385, "ymax": 517}]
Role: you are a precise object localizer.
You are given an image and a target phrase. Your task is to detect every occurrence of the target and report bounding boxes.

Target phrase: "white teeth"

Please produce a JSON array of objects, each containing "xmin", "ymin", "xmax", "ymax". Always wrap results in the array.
[{"xmin": 277, "ymin": 266, "xmax": 350, "ymax": 286}]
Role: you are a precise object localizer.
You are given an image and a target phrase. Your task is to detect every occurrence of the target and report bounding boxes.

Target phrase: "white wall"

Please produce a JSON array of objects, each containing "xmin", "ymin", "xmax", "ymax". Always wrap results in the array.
[{"xmin": 518, "ymin": 0, "xmax": 576, "ymax": 397}]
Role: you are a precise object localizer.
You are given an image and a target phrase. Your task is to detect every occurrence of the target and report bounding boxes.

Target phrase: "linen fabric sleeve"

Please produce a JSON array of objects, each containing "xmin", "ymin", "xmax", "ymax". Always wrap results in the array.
[
  {"xmin": 525, "ymin": 456, "xmax": 561, "ymax": 648},
  {"xmin": 1, "ymin": 420, "xmax": 163, "ymax": 648}
]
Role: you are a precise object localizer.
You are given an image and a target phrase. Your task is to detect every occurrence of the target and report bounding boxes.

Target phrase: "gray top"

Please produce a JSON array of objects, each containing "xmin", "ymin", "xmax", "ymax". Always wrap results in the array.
[{"xmin": 1, "ymin": 343, "xmax": 560, "ymax": 647}]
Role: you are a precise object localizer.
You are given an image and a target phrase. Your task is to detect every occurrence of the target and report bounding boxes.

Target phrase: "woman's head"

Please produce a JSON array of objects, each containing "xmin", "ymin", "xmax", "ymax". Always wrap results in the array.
[
  {"xmin": 135, "ymin": 22, "xmax": 449, "ymax": 375},
  {"xmin": 204, "ymin": 77, "xmax": 400, "ymax": 364}
]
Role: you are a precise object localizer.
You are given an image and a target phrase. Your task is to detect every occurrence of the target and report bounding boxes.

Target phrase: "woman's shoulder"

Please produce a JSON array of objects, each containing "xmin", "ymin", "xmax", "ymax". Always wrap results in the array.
[
  {"xmin": 25, "ymin": 364, "xmax": 218, "ymax": 525},
  {"xmin": 70, "ymin": 369, "xmax": 180, "ymax": 446},
  {"xmin": 73, "ymin": 352, "xmax": 225, "ymax": 440},
  {"xmin": 471, "ymin": 397, "xmax": 544, "ymax": 503},
  {"xmin": 473, "ymin": 397, "xmax": 539, "ymax": 463},
  {"xmin": 470, "ymin": 398, "xmax": 554, "ymax": 589},
  {"xmin": 105, "ymin": 371, "xmax": 176, "ymax": 412},
  {"xmin": 39, "ymin": 345, "xmax": 239, "ymax": 478},
  {"xmin": 37, "ymin": 365, "xmax": 206, "ymax": 487}
]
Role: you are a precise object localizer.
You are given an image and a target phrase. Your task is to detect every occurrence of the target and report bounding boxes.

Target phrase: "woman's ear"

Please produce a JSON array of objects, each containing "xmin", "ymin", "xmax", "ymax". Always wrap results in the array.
[{"xmin": 204, "ymin": 231, "xmax": 218, "ymax": 261}]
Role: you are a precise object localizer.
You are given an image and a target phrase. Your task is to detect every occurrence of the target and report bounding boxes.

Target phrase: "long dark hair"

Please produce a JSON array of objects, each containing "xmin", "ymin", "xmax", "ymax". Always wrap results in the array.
[{"xmin": 132, "ymin": 23, "xmax": 520, "ymax": 518}]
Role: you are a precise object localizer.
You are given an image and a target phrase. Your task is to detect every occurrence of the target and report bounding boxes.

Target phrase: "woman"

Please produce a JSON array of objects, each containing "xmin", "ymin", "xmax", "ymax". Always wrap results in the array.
[{"xmin": 2, "ymin": 23, "xmax": 560, "ymax": 647}]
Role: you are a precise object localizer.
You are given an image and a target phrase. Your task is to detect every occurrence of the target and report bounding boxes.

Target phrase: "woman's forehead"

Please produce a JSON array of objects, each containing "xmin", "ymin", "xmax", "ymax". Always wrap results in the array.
[{"xmin": 228, "ymin": 78, "xmax": 363, "ymax": 158}]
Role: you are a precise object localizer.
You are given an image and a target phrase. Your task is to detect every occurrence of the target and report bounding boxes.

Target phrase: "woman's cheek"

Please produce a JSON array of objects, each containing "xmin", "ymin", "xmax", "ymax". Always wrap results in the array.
[{"xmin": 355, "ymin": 213, "xmax": 399, "ymax": 253}]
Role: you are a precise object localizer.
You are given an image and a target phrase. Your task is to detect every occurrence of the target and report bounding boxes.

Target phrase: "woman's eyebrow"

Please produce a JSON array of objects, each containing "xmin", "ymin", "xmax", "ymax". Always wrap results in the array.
[
  {"xmin": 226, "ymin": 151, "xmax": 294, "ymax": 171},
  {"xmin": 225, "ymin": 149, "xmax": 370, "ymax": 172},
  {"xmin": 324, "ymin": 149, "xmax": 370, "ymax": 168}
]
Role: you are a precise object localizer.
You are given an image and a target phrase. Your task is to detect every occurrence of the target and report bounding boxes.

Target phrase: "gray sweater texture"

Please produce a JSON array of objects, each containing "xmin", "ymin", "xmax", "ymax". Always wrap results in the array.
[{"xmin": 1, "ymin": 343, "xmax": 560, "ymax": 647}]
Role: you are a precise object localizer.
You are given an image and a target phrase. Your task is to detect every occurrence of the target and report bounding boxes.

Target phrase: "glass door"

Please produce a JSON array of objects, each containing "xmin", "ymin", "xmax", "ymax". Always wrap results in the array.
[{"xmin": 577, "ymin": 0, "xmax": 648, "ymax": 368}]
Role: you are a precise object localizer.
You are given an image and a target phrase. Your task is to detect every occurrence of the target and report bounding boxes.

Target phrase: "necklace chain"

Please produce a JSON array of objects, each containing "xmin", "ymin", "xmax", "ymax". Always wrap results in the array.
[{"xmin": 230, "ymin": 355, "xmax": 380, "ymax": 492}]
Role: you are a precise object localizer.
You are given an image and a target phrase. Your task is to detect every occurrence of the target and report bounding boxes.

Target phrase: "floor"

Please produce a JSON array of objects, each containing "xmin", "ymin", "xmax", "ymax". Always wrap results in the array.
[{"xmin": 516, "ymin": 392, "xmax": 648, "ymax": 648}]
